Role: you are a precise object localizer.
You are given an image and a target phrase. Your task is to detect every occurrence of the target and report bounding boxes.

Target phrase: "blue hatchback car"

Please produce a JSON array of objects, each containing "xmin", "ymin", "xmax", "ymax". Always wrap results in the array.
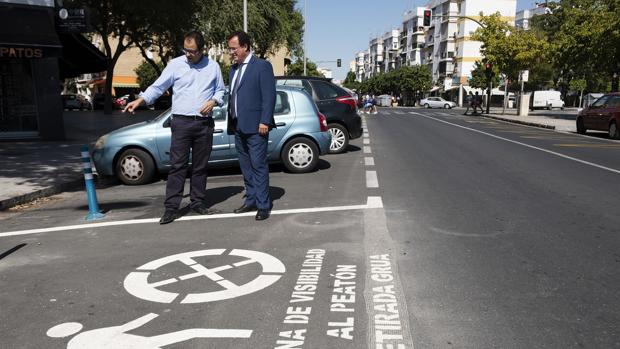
[{"xmin": 92, "ymin": 86, "xmax": 331, "ymax": 185}]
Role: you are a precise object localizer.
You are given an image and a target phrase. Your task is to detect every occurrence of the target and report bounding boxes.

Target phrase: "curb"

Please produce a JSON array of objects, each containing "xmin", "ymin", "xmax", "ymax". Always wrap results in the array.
[
  {"xmin": 0, "ymin": 177, "xmax": 84, "ymax": 211},
  {"xmin": 484, "ymin": 114, "xmax": 556, "ymax": 130}
]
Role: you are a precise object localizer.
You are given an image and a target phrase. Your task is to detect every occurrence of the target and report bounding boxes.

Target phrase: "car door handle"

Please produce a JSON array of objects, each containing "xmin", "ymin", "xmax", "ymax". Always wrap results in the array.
[
  {"xmin": 214, "ymin": 129, "xmax": 224, "ymax": 134},
  {"xmin": 275, "ymin": 122, "xmax": 286, "ymax": 127}
]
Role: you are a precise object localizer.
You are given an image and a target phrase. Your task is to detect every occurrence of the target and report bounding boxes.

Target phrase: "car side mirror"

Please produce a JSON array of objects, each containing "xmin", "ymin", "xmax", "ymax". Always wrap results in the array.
[{"xmin": 163, "ymin": 117, "xmax": 171, "ymax": 128}]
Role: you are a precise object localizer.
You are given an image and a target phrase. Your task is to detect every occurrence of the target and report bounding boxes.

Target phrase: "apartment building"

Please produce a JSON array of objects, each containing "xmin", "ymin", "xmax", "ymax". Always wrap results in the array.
[
  {"xmin": 353, "ymin": 0, "xmax": 517, "ymax": 105},
  {"xmin": 516, "ymin": 3, "xmax": 550, "ymax": 30},
  {"xmin": 381, "ymin": 29, "xmax": 401, "ymax": 73},
  {"xmin": 401, "ymin": 8, "xmax": 427, "ymax": 67}
]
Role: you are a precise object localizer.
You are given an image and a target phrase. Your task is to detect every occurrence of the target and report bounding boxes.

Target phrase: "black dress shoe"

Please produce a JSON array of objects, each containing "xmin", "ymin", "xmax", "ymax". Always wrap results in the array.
[
  {"xmin": 233, "ymin": 204, "xmax": 257, "ymax": 214},
  {"xmin": 159, "ymin": 210, "xmax": 178, "ymax": 224},
  {"xmin": 255, "ymin": 209, "xmax": 270, "ymax": 221},
  {"xmin": 191, "ymin": 205, "xmax": 220, "ymax": 215}
]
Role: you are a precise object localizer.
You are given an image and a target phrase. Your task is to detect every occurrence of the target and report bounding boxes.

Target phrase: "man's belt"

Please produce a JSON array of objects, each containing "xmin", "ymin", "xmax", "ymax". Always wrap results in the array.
[{"xmin": 173, "ymin": 114, "xmax": 211, "ymax": 120}]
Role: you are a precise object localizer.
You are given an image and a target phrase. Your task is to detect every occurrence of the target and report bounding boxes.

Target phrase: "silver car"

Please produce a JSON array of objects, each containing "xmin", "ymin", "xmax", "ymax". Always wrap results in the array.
[
  {"xmin": 92, "ymin": 86, "xmax": 331, "ymax": 185},
  {"xmin": 420, "ymin": 97, "xmax": 457, "ymax": 109}
]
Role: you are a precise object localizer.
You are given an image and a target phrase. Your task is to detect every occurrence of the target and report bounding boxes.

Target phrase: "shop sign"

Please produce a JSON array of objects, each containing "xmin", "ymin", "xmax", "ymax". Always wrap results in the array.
[{"xmin": 0, "ymin": 46, "xmax": 44, "ymax": 59}]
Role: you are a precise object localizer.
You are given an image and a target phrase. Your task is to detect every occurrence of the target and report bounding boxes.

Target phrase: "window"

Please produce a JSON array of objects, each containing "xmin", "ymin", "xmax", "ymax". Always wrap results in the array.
[
  {"xmin": 591, "ymin": 96, "xmax": 610, "ymax": 108},
  {"xmin": 274, "ymin": 91, "xmax": 290, "ymax": 114},
  {"xmin": 607, "ymin": 96, "xmax": 620, "ymax": 108},
  {"xmin": 311, "ymin": 80, "xmax": 341, "ymax": 101},
  {"xmin": 276, "ymin": 79, "xmax": 312, "ymax": 96}
]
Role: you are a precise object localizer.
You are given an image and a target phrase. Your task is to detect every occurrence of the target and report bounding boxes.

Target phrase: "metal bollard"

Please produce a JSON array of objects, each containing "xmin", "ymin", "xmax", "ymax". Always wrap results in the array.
[{"xmin": 81, "ymin": 145, "xmax": 105, "ymax": 221}]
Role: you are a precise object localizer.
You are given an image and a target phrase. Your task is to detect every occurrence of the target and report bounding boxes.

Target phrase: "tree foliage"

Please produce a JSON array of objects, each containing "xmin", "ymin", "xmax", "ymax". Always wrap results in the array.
[
  {"xmin": 286, "ymin": 59, "xmax": 323, "ymax": 77},
  {"xmin": 343, "ymin": 71, "xmax": 360, "ymax": 90},
  {"xmin": 471, "ymin": 13, "xmax": 549, "ymax": 89},
  {"xmin": 530, "ymin": 0, "xmax": 620, "ymax": 92},
  {"xmin": 358, "ymin": 65, "xmax": 432, "ymax": 96},
  {"xmin": 135, "ymin": 60, "xmax": 165, "ymax": 91}
]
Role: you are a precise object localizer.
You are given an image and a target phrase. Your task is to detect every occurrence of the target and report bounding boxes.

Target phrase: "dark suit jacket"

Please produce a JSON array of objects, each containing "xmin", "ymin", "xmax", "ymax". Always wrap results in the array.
[{"xmin": 227, "ymin": 55, "xmax": 276, "ymax": 134}]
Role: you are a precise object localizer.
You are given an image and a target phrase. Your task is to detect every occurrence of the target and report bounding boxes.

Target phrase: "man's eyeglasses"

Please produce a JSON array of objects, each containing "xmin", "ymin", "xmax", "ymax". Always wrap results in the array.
[
  {"xmin": 228, "ymin": 46, "xmax": 241, "ymax": 53},
  {"xmin": 183, "ymin": 48, "xmax": 201, "ymax": 55}
]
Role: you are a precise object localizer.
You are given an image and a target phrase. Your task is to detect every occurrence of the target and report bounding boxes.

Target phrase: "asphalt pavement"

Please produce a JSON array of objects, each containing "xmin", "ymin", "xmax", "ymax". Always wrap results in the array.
[{"xmin": 1, "ymin": 108, "xmax": 620, "ymax": 348}]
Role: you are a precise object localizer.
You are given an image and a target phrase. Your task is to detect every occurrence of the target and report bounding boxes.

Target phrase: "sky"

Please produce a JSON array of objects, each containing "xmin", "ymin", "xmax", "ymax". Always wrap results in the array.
[{"xmin": 298, "ymin": 0, "xmax": 540, "ymax": 80}]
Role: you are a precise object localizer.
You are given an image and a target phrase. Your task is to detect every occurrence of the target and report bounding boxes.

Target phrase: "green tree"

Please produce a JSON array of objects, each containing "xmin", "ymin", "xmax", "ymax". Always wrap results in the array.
[
  {"xmin": 135, "ymin": 60, "xmax": 165, "ymax": 91},
  {"xmin": 286, "ymin": 59, "xmax": 323, "ymax": 77},
  {"xmin": 197, "ymin": 0, "xmax": 304, "ymax": 59},
  {"xmin": 343, "ymin": 71, "xmax": 359, "ymax": 90},
  {"xmin": 569, "ymin": 78, "xmax": 587, "ymax": 107},
  {"xmin": 472, "ymin": 13, "xmax": 549, "ymax": 87},
  {"xmin": 468, "ymin": 61, "xmax": 500, "ymax": 89}
]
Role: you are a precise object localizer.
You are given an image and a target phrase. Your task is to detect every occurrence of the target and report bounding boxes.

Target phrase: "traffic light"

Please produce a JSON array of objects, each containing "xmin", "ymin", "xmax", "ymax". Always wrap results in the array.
[
  {"xmin": 337, "ymin": 59, "xmax": 341, "ymax": 67},
  {"xmin": 484, "ymin": 62, "xmax": 493, "ymax": 79},
  {"xmin": 423, "ymin": 9, "xmax": 432, "ymax": 27}
]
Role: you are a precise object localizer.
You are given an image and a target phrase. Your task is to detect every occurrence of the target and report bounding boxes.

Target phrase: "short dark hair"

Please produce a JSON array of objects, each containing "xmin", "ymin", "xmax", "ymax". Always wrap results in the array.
[
  {"xmin": 184, "ymin": 31, "xmax": 205, "ymax": 50},
  {"xmin": 227, "ymin": 30, "xmax": 251, "ymax": 52}
]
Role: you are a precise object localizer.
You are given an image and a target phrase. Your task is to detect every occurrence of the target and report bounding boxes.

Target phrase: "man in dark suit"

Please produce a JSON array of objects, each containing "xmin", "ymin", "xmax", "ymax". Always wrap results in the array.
[{"xmin": 227, "ymin": 31, "xmax": 276, "ymax": 221}]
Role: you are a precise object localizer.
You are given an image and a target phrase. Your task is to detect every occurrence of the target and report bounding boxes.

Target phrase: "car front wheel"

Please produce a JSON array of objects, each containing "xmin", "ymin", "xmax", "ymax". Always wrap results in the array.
[
  {"xmin": 444, "ymin": 104, "xmax": 451, "ymax": 109},
  {"xmin": 327, "ymin": 123, "xmax": 349, "ymax": 154},
  {"xmin": 576, "ymin": 117, "xmax": 587, "ymax": 135},
  {"xmin": 281, "ymin": 137, "xmax": 319, "ymax": 173},
  {"xmin": 115, "ymin": 148, "xmax": 155, "ymax": 185},
  {"xmin": 609, "ymin": 121, "xmax": 620, "ymax": 140}
]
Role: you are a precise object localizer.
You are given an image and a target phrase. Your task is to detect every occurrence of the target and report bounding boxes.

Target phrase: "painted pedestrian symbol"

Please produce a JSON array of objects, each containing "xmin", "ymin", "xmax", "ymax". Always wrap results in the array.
[
  {"xmin": 123, "ymin": 249, "xmax": 286, "ymax": 303},
  {"xmin": 46, "ymin": 312, "xmax": 252, "ymax": 348}
]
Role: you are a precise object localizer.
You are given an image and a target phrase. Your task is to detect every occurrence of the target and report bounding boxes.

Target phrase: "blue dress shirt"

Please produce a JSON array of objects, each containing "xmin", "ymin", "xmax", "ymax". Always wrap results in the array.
[{"xmin": 140, "ymin": 55, "xmax": 225, "ymax": 117}]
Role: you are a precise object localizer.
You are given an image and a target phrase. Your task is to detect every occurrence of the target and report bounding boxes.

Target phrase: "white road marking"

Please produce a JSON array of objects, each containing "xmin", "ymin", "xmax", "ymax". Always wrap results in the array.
[
  {"xmin": 0, "ymin": 197, "xmax": 384, "ymax": 238},
  {"xmin": 419, "ymin": 114, "xmax": 620, "ymax": 175},
  {"xmin": 124, "ymin": 249, "xmax": 285, "ymax": 304},
  {"xmin": 363, "ymin": 138, "xmax": 370, "ymax": 144},
  {"xmin": 365, "ymin": 157, "xmax": 375, "ymax": 166},
  {"xmin": 363, "ymin": 132, "xmax": 370, "ymax": 138},
  {"xmin": 363, "ymin": 146, "xmax": 372, "ymax": 154},
  {"xmin": 408, "ymin": 111, "xmax": 424, "ymax": 116},
  {"xmin": 366, "ymin": 171, "xmax": 379, "ymax": 188}
]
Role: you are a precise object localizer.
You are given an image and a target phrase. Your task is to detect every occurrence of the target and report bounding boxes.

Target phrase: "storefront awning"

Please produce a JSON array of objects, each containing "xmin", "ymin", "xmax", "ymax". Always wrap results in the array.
[
  {"xmin": 112, "ymin": 76, "xmax": 140, "ymax": 88},
  {"xmin": 58, "ymin": 33, "xmax": 107, "ymax": 79},
  {"xmin": 0, "ymin": 4, "xmax": 62, "ymax": 58}
]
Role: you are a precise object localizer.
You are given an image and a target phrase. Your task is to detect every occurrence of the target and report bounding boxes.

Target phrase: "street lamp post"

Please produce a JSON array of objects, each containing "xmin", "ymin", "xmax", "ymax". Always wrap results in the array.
[
  {"xmin": 243, "ymin": 0, "xmax": 247, "ymax": 32},
  {"xmin": 303, "ymin": 0, "xmax": 307, "ymax": 75}
]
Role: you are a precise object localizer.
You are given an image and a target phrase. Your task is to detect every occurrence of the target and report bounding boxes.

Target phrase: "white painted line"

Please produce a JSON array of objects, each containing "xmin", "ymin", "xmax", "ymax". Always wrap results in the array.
[
  {"xmin": 365, "ymin": 157, "xmax": 375, "ymax": 166},
  {"xmin": 0, "ymin": 197, "xmax": 384, "ymax": 238},
  {"xmin": 409, "ymin": 111, "xmax": 425, "ymax": 116},
  {"xmin": 363, "ymin": 132, "xmax": 370, "ymax": 137},
  {"xmin": 363, "ymin": 138, "xmax": 370, "ymax": 144},
  {"xmin": 366, "ymin": 171, "xmax": 379, "ymax": 188},
  {"xmin": 363, "ymin": 146, "xmax": 372, "ymax": 154},
  {"xmin": 419, "ymin": 114, "xmax": 620, "ymax": 175}
]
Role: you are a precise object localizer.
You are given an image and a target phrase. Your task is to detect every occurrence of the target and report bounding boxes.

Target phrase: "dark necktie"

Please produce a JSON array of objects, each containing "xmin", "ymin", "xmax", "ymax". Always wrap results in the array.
[{"xmin": 230, "ymin": 63, "xmax": 245, "ymax": 119}]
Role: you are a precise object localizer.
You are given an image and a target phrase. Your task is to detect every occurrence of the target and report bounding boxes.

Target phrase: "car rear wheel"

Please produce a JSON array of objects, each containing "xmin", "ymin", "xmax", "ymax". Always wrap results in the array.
[
  {"xmin": 609, "ymin": 121, "xmax": 620, "ymax": 140},
  {"xmin": 327, "ymin": 123, "xmax": 349, "ymax": 154},
  {"xmin": 115, "ymin": 148, "xmax": 155, "ymax": 185},
  {"xmin": 425, "ymin": 103, "xmax": 430, "ymax": 108},
  {"xmin": 281, "ymin": 137, "xmax": 319, "ymax": 173},
  {"xmin": 576, "ymin": 117, "xmax": 587, "ymax": 135}
]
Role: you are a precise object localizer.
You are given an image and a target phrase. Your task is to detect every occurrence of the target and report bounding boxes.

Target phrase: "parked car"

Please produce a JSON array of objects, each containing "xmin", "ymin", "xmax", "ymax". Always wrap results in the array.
[
  {"xmin": 530, "ymin": 90, "xmax": 565, "ymax": 110},
  {"xmin": 276, "ymin": 76, "xmax": 362, "ymax": 154},
  {"xmin": 92, "ymin": 86, "xmax": 332, "ymax": 185},
  {"xmin": 576, "ymin": 92, "xmax": 620, "ymax": 139},
  {"xmin": 420, "ymin": 97, "xmax": 457, "ymax": 109},
  {"xmin": 61, "ymin": 94, "xmax": 91, "ymax": 110}
]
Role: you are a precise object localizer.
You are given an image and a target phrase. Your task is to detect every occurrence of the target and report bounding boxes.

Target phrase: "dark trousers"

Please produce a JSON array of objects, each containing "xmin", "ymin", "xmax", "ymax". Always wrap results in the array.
[
  {"xmin": 235, "ymin": 131, "xmax": 270, "ymax": 210},
  {"xmin": 165, "ymin": 116, "xmax": 214, "ymax": 211}
]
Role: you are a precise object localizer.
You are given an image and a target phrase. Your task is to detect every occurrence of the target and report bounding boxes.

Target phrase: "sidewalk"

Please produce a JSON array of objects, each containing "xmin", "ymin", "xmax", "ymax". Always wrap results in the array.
[
  {"xmin": 482, "ymin": 107, "xmax": 578, "ymax": 132},
  {"xmin": 0, "ymin": 109, "xmax": 159, "ymax": 211}
]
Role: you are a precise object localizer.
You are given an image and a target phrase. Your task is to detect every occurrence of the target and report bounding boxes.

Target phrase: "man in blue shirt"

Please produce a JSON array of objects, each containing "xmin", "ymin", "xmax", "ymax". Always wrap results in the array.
[{"xmin": 124, "ymin": 31, "xmax": 225, "ymax": 224}]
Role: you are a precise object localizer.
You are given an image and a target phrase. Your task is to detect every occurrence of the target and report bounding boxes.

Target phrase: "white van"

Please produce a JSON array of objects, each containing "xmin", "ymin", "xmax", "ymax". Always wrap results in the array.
[{"xmin": 530, "ymin": 90, "xmax": 565, "ymax": 110}]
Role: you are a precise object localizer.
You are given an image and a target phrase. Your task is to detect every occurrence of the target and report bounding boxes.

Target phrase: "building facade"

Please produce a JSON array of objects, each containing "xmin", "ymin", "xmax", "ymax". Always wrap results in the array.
[
  {"xmin": 352, "ymin": 0, "xmax": 517, "ymax": 105},
  {"xmin": 0, "ymin": 0, "xmax": 105, "ymax": 140}
]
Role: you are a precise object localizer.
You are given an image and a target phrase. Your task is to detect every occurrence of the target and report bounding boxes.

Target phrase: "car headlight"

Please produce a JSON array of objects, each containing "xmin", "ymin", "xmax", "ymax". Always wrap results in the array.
[{"xmin": 94, "ymin": 135, "xmax": 108, "ymax": 149}]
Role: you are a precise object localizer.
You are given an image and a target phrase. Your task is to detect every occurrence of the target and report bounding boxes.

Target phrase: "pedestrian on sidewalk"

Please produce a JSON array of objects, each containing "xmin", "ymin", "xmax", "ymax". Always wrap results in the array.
[
  {"xmin": 472, "ymin": 91, "xmax": 483, "ymax": 115},
  {"xmin": 463, "ymin": 91, "xmax": 474, "ymax": 115},
  {"xmin": 123, "ymin": 31, "xmax": 226, "ymax": 224},
  {"xmin": 227, "ymin": 30, "xmax": 276, "ymax": 221}
]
